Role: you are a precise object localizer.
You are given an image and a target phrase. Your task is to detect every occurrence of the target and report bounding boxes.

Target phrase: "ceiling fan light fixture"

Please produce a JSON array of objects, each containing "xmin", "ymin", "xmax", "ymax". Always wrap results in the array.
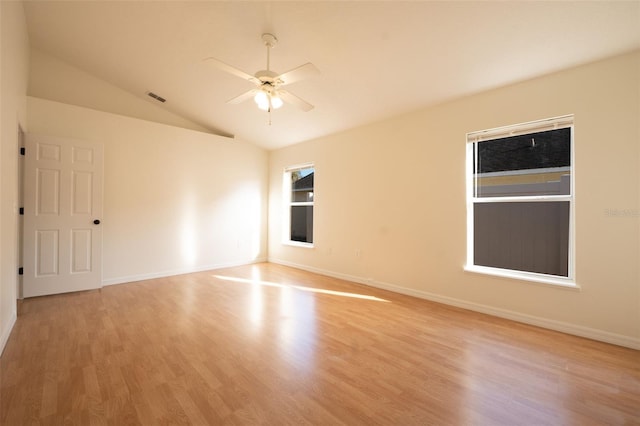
[
  {"xmin": 254, "ymin": 90, "xmax": 269, "ymax": 110},
  {"xmin": 271, "ymin": 94, "xmax": 283, "ymax": 109}
]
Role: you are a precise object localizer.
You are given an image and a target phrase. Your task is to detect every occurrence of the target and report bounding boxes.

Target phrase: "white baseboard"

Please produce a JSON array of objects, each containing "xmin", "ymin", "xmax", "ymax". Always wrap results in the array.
[
  {"xmin": 269, "ymin": 258, "xmax": 640, "ymax": 350},
  {"xmin": 102, "ymin": 257, "xmax": 268, "ymax": 287},
  {"xmin": 0, "ymin": 311, "xmax": 17, "ymax": 357}
]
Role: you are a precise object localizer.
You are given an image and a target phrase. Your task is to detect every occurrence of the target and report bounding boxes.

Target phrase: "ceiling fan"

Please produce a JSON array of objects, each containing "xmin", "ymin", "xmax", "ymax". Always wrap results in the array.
[{"xmin": 204, "ymin": 33, "xmax": 319, "ymax": 113}]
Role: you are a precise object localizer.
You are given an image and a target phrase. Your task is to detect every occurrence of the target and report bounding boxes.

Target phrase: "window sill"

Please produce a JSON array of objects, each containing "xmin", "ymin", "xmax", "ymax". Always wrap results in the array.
[
  {"xmin": 283, "ymin": 241, "xmax": 314, "ymax": 249},
  {"xmin": 464, "ymin": 265, "xmax": 579, "ymax": 290}
]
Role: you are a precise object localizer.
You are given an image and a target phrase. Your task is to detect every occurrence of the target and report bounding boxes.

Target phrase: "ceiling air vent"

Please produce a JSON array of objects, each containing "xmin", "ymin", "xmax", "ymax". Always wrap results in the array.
[{"xmin": 147, "ymin": 92, "xmax": 166, "ymax": 103}]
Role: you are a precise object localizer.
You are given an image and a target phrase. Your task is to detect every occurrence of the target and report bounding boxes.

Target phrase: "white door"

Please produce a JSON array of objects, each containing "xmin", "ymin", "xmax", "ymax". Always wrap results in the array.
[{"xmin": 23, "ymin": 134, "xmax": 103, "ymax": 298}]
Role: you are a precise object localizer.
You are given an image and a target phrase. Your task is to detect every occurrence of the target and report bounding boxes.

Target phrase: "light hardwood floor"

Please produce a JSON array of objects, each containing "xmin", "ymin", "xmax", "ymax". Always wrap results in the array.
[{"xmin": 1, "ymin": 263, "xmax": 639, "ymax": 425}]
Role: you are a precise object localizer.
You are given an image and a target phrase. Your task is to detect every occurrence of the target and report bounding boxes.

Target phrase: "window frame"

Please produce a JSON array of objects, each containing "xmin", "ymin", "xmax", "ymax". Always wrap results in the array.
[
  {"xmin": 283, "ymin": 163, "xmax": 315, "ymax": 248},
  {"xmin": 465, "ymin": 115, "xmax": 577, "ymax": 288}
]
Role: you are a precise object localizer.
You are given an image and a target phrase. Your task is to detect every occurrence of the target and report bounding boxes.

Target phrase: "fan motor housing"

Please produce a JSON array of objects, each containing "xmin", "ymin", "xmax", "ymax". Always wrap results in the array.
[{"xmin": 255, "ymin": 70, "xmax": 281, "ymax": 85}]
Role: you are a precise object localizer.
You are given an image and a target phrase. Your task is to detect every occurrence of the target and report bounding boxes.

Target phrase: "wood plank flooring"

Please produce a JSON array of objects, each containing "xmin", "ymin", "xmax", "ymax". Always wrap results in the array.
[{"xmin": 1, "ymin": 263, "xmax": 639, "ymax": 425}]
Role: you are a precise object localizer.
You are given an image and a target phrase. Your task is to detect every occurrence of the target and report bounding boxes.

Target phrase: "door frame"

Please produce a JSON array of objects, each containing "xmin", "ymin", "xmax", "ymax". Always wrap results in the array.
[{"xmin": 17, "ymin": 125, "xmax": 25, "ymax": 300}]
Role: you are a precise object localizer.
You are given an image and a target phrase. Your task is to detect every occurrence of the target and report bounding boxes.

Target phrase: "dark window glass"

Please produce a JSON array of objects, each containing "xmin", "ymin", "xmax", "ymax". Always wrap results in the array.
[
  {"xmin": 474, "ymin": 201, "xmax": 569, "ymax": 276},
  {"xmin": 290, "ymin": 206, "xmax": 313, "ymax": 243},
  {"xmin": 474, "ymin": 128, "xmax": 571, "ymax": 197},
  {"xmin": 289, "ymin": 167, "xmax": 314, "ymax": 244},
  {"xmin": 291, "ymin": 170, "xmax": 314, "ymax": 202}
]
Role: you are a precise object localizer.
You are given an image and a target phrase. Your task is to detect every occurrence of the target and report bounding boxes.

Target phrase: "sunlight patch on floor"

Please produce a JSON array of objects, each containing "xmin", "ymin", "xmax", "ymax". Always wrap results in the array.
[{"xmin": 212, "ymin": 275, "xmax": 390, "ymax": 302}]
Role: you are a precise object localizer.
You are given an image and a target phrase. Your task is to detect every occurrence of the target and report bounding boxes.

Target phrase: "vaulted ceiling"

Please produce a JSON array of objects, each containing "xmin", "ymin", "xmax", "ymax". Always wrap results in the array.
[{"xmin": 23, "ymin": 1, "xmax": 640, "ymax": 150}]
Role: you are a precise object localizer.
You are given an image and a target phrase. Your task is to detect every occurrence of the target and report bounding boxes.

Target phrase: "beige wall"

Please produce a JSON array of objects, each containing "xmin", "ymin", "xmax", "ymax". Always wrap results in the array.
[
  {"xmin": 268, "ymin": 51, "xmax": 640, "ymax": 348},
  {"xmin": 27, "ymin": 97, "xmax": 268, "ymax": 285},
  {"xmin": 0, "ymin": 1, "xmax": 29, "ymax": 354}
]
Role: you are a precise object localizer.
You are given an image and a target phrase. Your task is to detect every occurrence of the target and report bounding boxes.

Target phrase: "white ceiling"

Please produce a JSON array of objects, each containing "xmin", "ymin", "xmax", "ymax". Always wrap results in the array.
[{"xmin": 23, "ymin": 1, "xmax": 640, "ymax": 150}]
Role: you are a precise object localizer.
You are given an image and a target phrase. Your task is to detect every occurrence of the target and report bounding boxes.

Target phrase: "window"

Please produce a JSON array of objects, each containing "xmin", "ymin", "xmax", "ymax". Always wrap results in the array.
[
  {"xmin": 284, "ymin": 164, "xmax": 314, "ymax": 246},
  {"xmin": 466, "ymin": 115, "xmax": 575, "ymax": 286}
]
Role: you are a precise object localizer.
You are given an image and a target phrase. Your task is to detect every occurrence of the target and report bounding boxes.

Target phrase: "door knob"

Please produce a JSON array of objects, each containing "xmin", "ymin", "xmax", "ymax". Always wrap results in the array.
[{"xmin": 93, "ymin": 219, "xmax": 101, "ymax": 225}]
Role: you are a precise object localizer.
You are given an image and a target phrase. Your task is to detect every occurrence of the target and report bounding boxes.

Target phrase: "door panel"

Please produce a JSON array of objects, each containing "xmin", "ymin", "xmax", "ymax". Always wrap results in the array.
[
  {"xmin": 23, "ymin": 134, "xmax": 103, "ymax": 298},
  {"xmin": 37, "ymin": 169, "xmax": 60, "ymax": 214},
  {"xmin": 71, "ymin": 229, "xmax": 92, "ymax": 273},
  {"xmin": 36, "ymin": 230, "xmax": 59, "ymax": 276},
  {"xmin": 72, "ymin": 171, "xmax": 93, "ymax": 214}
]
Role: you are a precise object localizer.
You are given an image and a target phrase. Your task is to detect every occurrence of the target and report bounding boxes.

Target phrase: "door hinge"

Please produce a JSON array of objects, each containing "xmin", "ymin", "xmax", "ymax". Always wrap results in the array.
[
  {"xmin": 20, "ymin": 147, "xmax": 25, "ymax": 156},
  {"xmin": 18, "ymin": 267, "xmax": 23, "ymax": 275},
  {"xmin": 19, "ymin": 207, "xmax": 24, "ymax": 215}
]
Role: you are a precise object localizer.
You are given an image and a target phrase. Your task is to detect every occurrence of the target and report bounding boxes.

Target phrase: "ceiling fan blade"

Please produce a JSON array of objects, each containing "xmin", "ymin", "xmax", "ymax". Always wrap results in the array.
[
  {"xmin": 279, "ymin": 90, "xmax": 314, "ymax": 112},
  {"xmin": 276, "ymin": 63, "xmax": 319, "ymax": 86},
  {"xmin": 203, "ymin": 57, "xmax": 259, "ymax": 84},
  {"xmin": 227, "ymin": 89, "xmax": 258, "ymax": 105}
]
